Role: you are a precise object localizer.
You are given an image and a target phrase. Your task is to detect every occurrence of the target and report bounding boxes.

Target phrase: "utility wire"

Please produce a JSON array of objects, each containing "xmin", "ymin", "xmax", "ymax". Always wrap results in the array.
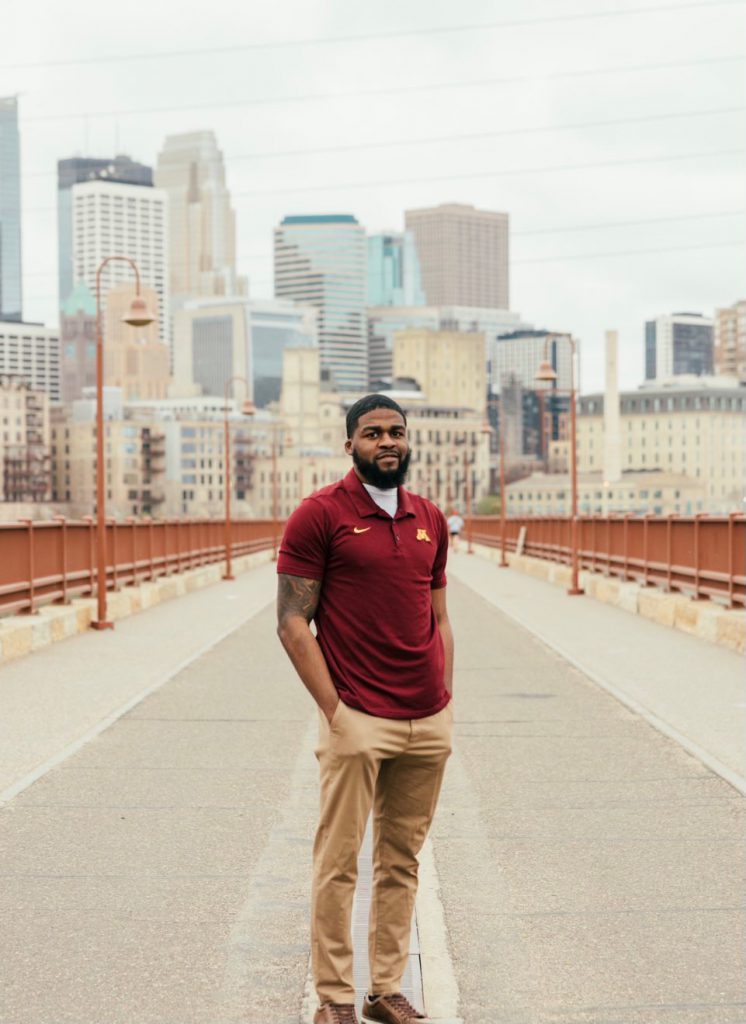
[
  {"xmin": 2, "ymin": 0, "xmax": 744, "ymax": 70},
  {"xmin": 21, "ymin": 104, "xmax": 745, "ymax": 179},
  {"xmin": 19, "ymin": 150, "xmax": 745, "ymax": 218},
  {"xmin": 18, "ymin": 211, "xmax": 746, "ymax": 277},
  {"xmin": 512, "ymin": 238, "xmax": 745, "ymax": 263},
  {"xmin": 229, "ymin": 148, "xmax": 746, "ymax": 197},
  {"xmin": 19, "ymin": 55, "xmax": 746, "ymax": 125}
]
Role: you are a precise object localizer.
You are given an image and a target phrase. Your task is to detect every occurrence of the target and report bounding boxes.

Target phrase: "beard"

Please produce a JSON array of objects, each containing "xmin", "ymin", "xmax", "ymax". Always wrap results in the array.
[{"xmin": 352, "ymin": 447, "xmax": 412, "ymax": 489}]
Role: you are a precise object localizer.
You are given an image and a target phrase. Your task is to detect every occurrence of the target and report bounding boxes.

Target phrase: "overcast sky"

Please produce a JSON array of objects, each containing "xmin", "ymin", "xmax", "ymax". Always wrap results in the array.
[{"xmin": 3, "ymin": 0, "xmax": 745, "ymax": 392}]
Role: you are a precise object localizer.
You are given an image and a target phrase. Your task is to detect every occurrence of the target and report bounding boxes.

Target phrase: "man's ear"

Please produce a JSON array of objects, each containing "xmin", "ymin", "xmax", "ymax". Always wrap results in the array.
[{"xmin": 344, "ymin": 438, "xmax": 352, "ymax": 456}]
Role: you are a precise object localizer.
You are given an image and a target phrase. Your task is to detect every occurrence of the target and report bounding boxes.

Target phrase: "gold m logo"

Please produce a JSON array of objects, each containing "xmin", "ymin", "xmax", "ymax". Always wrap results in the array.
[{"xmin": 416, "ymin": 529, "xmax": 432, "ymax": 543}]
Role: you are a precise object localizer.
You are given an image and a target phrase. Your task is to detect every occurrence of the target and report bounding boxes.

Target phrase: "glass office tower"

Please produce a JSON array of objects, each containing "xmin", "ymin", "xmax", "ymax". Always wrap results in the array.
[
  {"xmin": 367, "ymin": 231, "xmax": 425, "ymax": 308},
  {"xmin": 0, "ymin": 97, "xmax": 22, "ymax": 322},
  {"xmin": 274, "ymin": 214, "xmax": 367, "ymax": 391}
]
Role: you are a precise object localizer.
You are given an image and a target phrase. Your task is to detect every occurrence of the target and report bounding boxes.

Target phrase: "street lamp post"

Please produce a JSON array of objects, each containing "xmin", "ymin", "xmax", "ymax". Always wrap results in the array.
[
  {"xmin": 223, "ymin": 377, "xmax": 255, "ymax": 581},
  {"xmin": 92, "ymin": 257, "xmax": 154, "ymax": 630},
  {"xmin": 535, "ymin": 334, "xmax": 584, "ymax": 596}
]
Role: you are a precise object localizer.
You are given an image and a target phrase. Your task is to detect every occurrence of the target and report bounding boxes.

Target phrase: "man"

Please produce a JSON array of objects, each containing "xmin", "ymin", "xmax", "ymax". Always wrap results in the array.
[
  {"xmin": 446, "ymin": 510, "xmax": 465, "ymax": 552},
  {"xmin": 276, "ymin": 394, "xmax": 454, "ymax": 1024}
]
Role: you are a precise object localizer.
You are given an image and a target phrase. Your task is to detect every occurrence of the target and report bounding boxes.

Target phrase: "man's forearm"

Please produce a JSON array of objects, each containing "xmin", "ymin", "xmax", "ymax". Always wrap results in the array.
[{"xmin": 277, "ymin": 618, "xmax": 339, "ymax": 720}]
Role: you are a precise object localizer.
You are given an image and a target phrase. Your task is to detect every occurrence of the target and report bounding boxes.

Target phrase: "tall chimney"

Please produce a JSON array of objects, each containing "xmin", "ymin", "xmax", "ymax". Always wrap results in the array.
[{"xmin": 603, "ymin": 330, "xmax": 622, "ymax": 483}]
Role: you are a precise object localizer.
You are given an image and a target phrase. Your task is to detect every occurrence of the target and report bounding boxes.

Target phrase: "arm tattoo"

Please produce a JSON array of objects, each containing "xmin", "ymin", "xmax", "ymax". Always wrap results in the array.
[{"xmin": 277, "ymin": 574, "xmax": 322, "ymax": 627}]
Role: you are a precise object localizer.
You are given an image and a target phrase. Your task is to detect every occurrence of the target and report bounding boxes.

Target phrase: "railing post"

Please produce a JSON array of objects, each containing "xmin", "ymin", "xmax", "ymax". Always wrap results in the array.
[
  {"xmin": 728, "ymin": 512, "xmax": 736, "ymax": 609},
  {"xmin": 126, "ymin": 516, "xmax": 137, "ymax": 586},
  {"xmin": 21, "ymin": 519, "xmax": 37, "ymax": 615},
  {"xmin": 605, "ymin": 516, "xmax": 611, "ymax": 577},
  {"xmin": 147, "ymin": 517, "xmax": 154, "ymax": 581},
  {"xmin": 693, "ymin": 512, "xmax": 707, "ymax": 601},
  {"xmin": 666, "ymin": 514, "xmax": 676, "ymax": 593},
  {"xmin": 84, "ymin": 515, "xmax": 95, "ymax": 597},
  {"xmin": 590, "ymin": 516, "xmax": 596, "ymax": 573},
  {"xmin": 175, "ymin": 519, "xmax": 182, "ymax": 575},
  {"xmin": 109, "ymin": 518, "xmax": 118, "ymax": 591},
  {"xmin": 623, "ymin": 513, "xmax": 630, "ymax": 582},
  {"xmin": 54, "ymin": 515, "xmax": 68, "ymax": 605}
]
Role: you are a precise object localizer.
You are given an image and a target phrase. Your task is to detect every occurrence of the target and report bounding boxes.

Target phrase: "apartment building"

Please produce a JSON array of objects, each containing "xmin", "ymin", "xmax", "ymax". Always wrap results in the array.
[{"xmin": 0, "ymin": 374, "xmax": 51, "ymax": 504}]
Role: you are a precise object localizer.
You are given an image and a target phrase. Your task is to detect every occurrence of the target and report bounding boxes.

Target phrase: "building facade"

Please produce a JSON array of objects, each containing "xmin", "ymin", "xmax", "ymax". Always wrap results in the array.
[
  {"xmin": 155, "ymin": 131, "xmax": 247, "ymax": 309},
  {"xmin": 644, "ymin": 312, "xmax": 713, "ymax": 380},
  {"xmin": 104, "ymin": 284, "xmax": 170, "ymax": 400},
  {"xmin": 0, "ymin": 97, "xmax": 22, "ymax": 322},
  {"xmin": 714, "ymin": 300, "xmax": 746, "ymax": 381},
  {"xmin": 405, "ymin": 203, "xmax": 509, "ymax": 310},
  {"xmin": 393, "ymin": 328, "xmax": 487, "ymax": 414},
  {"xmin": 72, "ymin": 179, "xmax": 170, "ymax": 345},
  {"xmin": 60, "ymin": 282, "xmax": 97, "ymax": 403},
  {"xmin": 576, "ymin": 378, "xmax": 745, "ymax": 512},
  {"xmin": 368, "ymin": 304, "xmax": 528, "ymax": 389},
  {"xmin": 0, "ymin": 322, "xmax": 61, "ymax": 402},
  {"xmin": 57, "ymin": 154, "xmax": 152, "ymax": 309},
  {"xmin": 0, "ymin": 375, "xmax": 51, "ymax": 504},
  {"xmin": 274, "ymin": 214, "xmax": 367, "ymax": 390},
  {"xmin": 367, "ymin": 232, "xmax": 425, "ymax": 308}
]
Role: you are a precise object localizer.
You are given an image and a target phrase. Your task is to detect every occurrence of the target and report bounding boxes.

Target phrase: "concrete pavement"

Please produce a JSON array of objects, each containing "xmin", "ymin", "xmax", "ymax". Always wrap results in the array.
[{"xmin": 0, "ymin": 556, "xmax": 743, "ymax": 1023}]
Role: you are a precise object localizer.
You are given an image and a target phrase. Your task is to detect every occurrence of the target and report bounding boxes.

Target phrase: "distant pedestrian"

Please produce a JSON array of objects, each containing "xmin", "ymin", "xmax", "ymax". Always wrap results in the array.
[
  {"xmin": 447, "ymin": 510, "xmax": 464, "ymax": 552},
  {"xmin": 276, "ymin": 394, "xmax": 454, "ymax": 1024}
]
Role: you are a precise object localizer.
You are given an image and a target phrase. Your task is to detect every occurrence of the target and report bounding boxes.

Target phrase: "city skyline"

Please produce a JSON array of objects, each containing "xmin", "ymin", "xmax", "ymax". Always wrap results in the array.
[{"xmin": 3, "ymin": 0, "xmax": 743, "ymax": 395}]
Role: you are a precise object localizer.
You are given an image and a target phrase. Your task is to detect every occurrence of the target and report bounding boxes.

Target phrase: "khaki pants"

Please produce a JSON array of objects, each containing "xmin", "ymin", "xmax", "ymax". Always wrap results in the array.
[{"xmin": 312, "ymin": 700, "xmax": 453, "ymax": 1004}]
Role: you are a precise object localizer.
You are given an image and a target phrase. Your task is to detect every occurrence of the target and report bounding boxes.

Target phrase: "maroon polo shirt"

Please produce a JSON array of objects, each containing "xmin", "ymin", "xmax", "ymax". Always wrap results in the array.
[{"xmin": 277, "ymin": 469, "xmax": 449, "ymax": 719}]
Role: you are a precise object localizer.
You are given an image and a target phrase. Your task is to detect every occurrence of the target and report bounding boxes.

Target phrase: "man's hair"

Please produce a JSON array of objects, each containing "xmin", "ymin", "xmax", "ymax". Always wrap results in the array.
[{"xmin": 346, "ymin": 394, "xmax": 407, "ymax": 439}]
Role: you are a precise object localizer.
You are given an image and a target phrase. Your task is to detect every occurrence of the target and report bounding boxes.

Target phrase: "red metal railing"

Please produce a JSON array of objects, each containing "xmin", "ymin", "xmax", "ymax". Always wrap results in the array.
[
  {"xmin": 2, "ymin": 514, "xmax": 743, "ymax": 619},
  {"xmin": 0, "ymin": 518, "xmax": 280, "ymax": 618},
  {"xmin": 469, "ymin": 514, "xmax": 745, "ymax": 608}
]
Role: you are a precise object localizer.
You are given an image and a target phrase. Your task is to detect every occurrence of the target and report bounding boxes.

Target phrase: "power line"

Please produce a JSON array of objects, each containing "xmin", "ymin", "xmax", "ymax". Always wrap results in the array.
[
  {"xmin": 2, "ymin": 0, "xmax": 744, "ymax": 70},
  {"xmin": 512, "ymin": 238, "xmax": 745, "ymax": 263},
  {"xmin": 224, "ymin": 107, "xmax": 746, "ymax": 162},
  {"xmin": 19, "ymin": 55, "xmax": 746, "ymax": 125},
  {"xmin": 15, "ymin": 211, "xmax": 744, "ymax": 278},
  {"xmin": 514, "ymin": 209, "xmax": 746, "ymax": 236},
  {"xmin": 21, "ymin": 105, "xmax": 745, "ymax": 180},
  {"xmin": 19, "ymin": 151, "xmax": 745, "ymax": 219},
  {"xmin": 229, "ymin": 148, "xmax": 746, "ymax": 198}
]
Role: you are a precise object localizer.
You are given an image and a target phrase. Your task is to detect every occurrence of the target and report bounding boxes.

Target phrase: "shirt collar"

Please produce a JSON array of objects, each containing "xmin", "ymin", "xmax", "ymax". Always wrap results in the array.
[{"xmin": 341, "ymin": 468, "xmax": 416, "ymax": 519}]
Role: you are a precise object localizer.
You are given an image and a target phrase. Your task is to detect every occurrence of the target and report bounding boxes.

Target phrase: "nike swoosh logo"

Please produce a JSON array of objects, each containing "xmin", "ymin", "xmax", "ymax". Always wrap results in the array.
[{"xmin": 353, "ymin": 527, "xmax": 371, "ymax": 534}]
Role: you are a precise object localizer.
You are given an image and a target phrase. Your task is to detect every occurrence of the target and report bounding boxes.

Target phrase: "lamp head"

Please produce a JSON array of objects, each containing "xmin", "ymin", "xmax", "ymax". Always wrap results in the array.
[
  {"xmin": 535, "ymin": 359, "xmax": 557, "ymax": 383},
  {"xmin": 123, "ymin": 295, "xmax": 155, "ymax": 328},
  {"xmin": 240, "ymin": 399, "xmax": 256, "ymax": 417}
]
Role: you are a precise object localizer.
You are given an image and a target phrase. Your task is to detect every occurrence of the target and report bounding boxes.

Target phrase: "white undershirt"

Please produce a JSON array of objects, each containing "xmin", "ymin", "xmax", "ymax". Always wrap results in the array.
[{"xmin": 362, "ymin": 482, "xmax": 398, "ymax": 518}]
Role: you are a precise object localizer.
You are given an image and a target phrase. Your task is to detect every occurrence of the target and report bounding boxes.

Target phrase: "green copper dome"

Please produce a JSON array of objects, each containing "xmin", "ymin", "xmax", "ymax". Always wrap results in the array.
[{"xmin": 62, "ymin": 282, "xmax": 96, "ymax": 316}]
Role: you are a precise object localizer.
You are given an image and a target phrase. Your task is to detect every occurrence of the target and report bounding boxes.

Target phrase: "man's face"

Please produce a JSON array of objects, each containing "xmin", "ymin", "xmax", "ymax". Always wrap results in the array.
[{"xmin": 345, "ymin": 407, "xmax": 411, "ymax": 489}]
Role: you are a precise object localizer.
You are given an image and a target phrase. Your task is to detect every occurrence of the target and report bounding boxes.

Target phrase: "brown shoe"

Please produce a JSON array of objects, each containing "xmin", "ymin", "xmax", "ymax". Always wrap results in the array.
[
  {"xmin": 361, "ymin": 993, "xmax": 428, "ymax": 1023},
  {"xmin": 314, "ymin": 1003, "xmax": 359, "ymax": 1024}
]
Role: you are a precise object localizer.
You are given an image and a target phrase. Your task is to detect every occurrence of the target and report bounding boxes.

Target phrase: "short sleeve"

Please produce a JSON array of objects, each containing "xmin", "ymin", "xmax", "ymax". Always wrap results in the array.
[
  {"xmin": 430, "ymin": 508, "xmax": 448, "ymax": 589},
  {"xmin": 276, "ymin": 498, "xmax": 328, "ymax": 581}
]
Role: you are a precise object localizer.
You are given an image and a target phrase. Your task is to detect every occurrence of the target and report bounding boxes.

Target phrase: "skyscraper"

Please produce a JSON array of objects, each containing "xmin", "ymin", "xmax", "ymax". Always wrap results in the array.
[
  {"xmin": 405, "ymin": 203, "xmax": 509, "ymax": 309},
  {"xmin": 0, "ymin": 97, "xmax": 22, "ymax": 322},
  {"xmin": 155, "ymin": 131, "xmax": 247, "ymax": 307},
  {"xmin": 644, "ymin": 313, "xmax": 714, "ymax": 380},
  {"xmin": 367, "ymin": 231, "xmax": 425, "ymax": 307},
  {"xmin": 72, "ymin": 179, "xmax": 169, "ymax": 345},
  {"xmin": 274, "ymin": 214, "xmax": 367, "ymax": 390},
  {"xmin": 57, "ymin": 154, "xmax": 153, "ymax": 310}
]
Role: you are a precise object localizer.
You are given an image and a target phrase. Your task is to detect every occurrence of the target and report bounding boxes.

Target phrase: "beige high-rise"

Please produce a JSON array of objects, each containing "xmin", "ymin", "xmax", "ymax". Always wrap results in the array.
[
  {"xmin": 155, "ymin": 131, "xmax": 247, "ymax": 305},
  {"xmin": 405, "ymin": 203, "xmax": 509, "ymax": 309},
  {"xmin": 104, "ymin": 284, "xmax": 170, "ymax": 401}
]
